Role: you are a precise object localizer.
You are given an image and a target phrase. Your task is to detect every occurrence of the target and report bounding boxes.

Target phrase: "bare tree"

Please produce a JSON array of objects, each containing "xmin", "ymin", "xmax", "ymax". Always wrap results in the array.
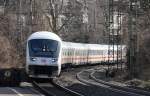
[{"xmin": 46, "ymin": 0, "xmax": 74, "ymax": 34}]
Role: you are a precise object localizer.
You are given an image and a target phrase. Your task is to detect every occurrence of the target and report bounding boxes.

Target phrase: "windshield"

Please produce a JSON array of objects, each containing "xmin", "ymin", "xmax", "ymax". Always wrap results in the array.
[{"xmin": 28, "ymin": 39, "xmax": 60, "ymax": 57}]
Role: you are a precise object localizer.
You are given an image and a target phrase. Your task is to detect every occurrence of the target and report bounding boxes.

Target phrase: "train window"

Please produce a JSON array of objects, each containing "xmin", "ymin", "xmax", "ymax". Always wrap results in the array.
[
  {"xmin": 62, "ymin": 48, "xmax": 65, "ymax": 56},
  {"xmin": 65, "ymin": 50, "xmax": 67, "ymax": 56},
  {"xmin": 89, "ymin": 50, "xmax": 91, "ymax": 55},
  {"xmin": 82, "ymin": 50, "xmax": 85, "ymax": 56},
  {"xmin": 63, "ymin": 50, "xmax": 65, "ymax": 56},
  {"xmin": 64, "ymin": 49, "xmax": 67, "ymax": 56},
  {"xmin": 75, "ymin": 50, "xmax": 78, "ymax": 56},
  {"xmin": 70, "ymin": 49, "xmax": 71, "ymax": 56},
  {"xmin": 91, "ymin": 50, "xmax": 93, "ymax": 55},
  {"xmin": 68, "ymin": 50, "xmax": 70, "ymax": 56},
  {"xmin": 69, "ymin": 49, "xmax": 71, "ymax": 56},
  {"xmin": 78, "ymin": 50, "xmax": 80, "ymax": 56},
  {"xmin": 28, "ymin": 39, "xmax": 60, "ymax": 58},
  {"xmin": 67, "ymin": 49, "xmax": 69, "ymax": 56},
  {"xmin": 71, "ymin": 49, "xmax": 72, "ymax": 55},
  {"xmin": 67, "ymin": 50, "xmax": 69, "ymax": 56},
  {"xmin": 71, "ymin": 49, "xmax": 74, "ymax": 56},
  {"xmin": 97, "ymin": 50, "xmax": 99, "ymax": 55},
  {"xmin": 66, "ymin": 51, "xmax": 68, "ymax": 56},
  {"xmin": 79, "ymin": 50, "xmax": 81, "ymax": 56},
  {"xmin": 63, "ymin": 51, "xmax": 65, "ymax": 56},
  {"xmin": 77, "ymin": 50, "xmax": 80, "ymax": 56},
  {"xmin": 70, "ymin": 50, "xmax": 72, "ymax": 56},
  {"xmin": 79, "ymin": 50, "xmax": 80, "ymax": 56}
]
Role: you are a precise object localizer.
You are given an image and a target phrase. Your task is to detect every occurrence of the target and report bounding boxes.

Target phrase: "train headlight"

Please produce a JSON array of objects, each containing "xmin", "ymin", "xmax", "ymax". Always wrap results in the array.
[
  {"xmin": 30, "ymin": 57, "xmax": 37, "ymax": 61},
  {"xmin": 52, "ymin": 58, "xmax": 58, "ymax": 62}
]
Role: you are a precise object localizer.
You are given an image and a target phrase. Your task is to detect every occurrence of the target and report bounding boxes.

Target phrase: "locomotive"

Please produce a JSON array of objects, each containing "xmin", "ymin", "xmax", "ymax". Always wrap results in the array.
[{"xmin": 26, "ymin": 31, "xmax": 126, "ymax": 78}]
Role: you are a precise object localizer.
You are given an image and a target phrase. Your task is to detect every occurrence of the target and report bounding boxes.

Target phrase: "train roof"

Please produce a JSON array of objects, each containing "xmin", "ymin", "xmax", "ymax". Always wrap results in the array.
[
  {"xmin": 62, "ymin": 41, "xmax": 126, "ymax": 50},
  {"xmin": 27, "ymin": 31, "xmax": 62, "ymax": 42},
  {"xmin": 62, "ymin": 41, "xmax": 88, "ymax": 49}
]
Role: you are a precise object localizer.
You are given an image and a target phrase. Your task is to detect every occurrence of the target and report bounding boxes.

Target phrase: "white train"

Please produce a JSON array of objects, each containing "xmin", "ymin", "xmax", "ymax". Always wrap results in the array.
[{"xmin": 26, "ymin": 31, "xmax": 126, "ymax": 78}]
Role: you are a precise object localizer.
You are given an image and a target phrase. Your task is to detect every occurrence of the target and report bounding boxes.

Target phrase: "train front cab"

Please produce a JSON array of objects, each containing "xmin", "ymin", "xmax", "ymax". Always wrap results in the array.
[{"xmin": 26, "ymin": 32, "xmax": 62, "ymax": 78}]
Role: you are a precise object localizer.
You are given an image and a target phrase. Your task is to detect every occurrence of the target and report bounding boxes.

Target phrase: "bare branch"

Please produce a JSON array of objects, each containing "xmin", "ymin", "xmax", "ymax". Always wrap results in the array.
[
  {"xmin": 45, "ymin": 14, "xmax": 55, "ymax": 32},
  {"xmin": 58, "ymin": 0, "xmax": 64, "ymax": 14},
  {"xmin": 57, "ymin": 16, "xmax": 74, "ymax": 32}
]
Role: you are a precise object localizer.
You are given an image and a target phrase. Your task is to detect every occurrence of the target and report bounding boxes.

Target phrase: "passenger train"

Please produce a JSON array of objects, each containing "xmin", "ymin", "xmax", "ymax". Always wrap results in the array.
[{"xmin": 26, "ymin": 31, "xmax": 126, "ymax": 78}]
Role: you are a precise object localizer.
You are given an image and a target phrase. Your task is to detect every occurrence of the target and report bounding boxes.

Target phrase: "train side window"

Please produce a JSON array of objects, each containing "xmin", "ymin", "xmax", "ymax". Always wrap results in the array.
[
  {"xmin": 63, "ymin": 49, "xmax": 65, "ymax": 56},
  {"xmin": 93, "ymin": 50, "xmax": 94, "ymax": 55},
  {"xmin": 92, "ymin": 50, "xmax": 95, "ymax": 55},
  {"xmin": 79, "ymin": 50, "xmax": 81, "ymax": 56},
  {"xmin": 65, "ymin": 49, "xmax": 67, "ymax": 56},
  {"xmin": 72, "ymin": 49, "xmax": 73, "ymax": 56},
  {"xmin": 69, "ymin": 49, "xmax": 71, "ymax": 56},
  {"xmin": 71, "ymin": 49, "xmax": 72, "ymax": 56},
  {"xmin": 64, "ymin": 49, "xmax": 66, "ymax": 56},
  {"xmin": 67, "ymin": 50, "xmax": 69, "ymax": 56},
  {"xmin": 62, "ymin": 49, "xmax": 65, "ymax": 56},
  {"xmin": 82, "ymin": 50, "xmax": 83, "ymax": 56},
  {"xmin": 79, "ymin": 50, "xmax": 80, "ymax": 56},
  {"xmin": 69, "ymin": 49, "xmax": 70, "ymax": 56},
  {"xmin": 76, "ymin": 50, "xmax": 78, "ymax": 56},
  {"xmin": 67, "ymin": 49, "xmax": 69, "ymax": 56}
]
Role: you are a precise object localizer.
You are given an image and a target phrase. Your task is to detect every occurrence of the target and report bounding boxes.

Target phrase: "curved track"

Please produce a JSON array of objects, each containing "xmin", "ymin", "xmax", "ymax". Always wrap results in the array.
[
  {"xmin": 31, "ymin": 79, "xmax": 84, "ymax": 96},
  {"xmin": 91, "ymin": 70, "xmax": 150, "ymax": 96},
  {"xmin": 76, "ymin": 69, "xmax": 150, "ymax": 96}
]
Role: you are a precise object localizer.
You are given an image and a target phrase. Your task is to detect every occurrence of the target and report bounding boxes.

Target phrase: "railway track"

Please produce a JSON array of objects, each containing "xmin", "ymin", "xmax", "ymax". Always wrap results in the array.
[
  {"xmin": 91, "ymin": 70, "xmax": 150, "ymax": 96},
  {"xmin": 76, "ymin": 69, "xmax": 150, "ymax": 96},
  {"xmin": 31, "ymin": 78, "xmax": 84, "ymax": 96}
]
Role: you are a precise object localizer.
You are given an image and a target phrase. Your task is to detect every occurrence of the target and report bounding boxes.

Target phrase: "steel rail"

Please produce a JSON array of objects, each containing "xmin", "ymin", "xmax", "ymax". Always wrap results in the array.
[
  {"xmin": 76, "ymin": 70, "xmax": 144, "ymax": 96},
  {"xmin": 31, "ymin": 78, "xmax": 84, "ymax": 96},
  {"xmin": 31, "ymin": 80, "xmax": 56, "ymax": 96},
  {"xmin": 91, "ymin": 70, "xmax": 150, "ymax": 96},
  {"xmin": 51, "ymin": 78, "xmax": 84, "ymax": 96}
]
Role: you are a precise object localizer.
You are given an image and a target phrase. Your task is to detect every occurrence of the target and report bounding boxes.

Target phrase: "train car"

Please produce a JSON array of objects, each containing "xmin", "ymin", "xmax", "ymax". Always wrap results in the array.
[
  {"xmin": 26, "ymin": 31, "xmax": 126, "ymax": 78},
  {"xmin": 61, "ymin": 42, "xmax": 89, "ymax": 66},
  {"xmin": 26, "ymin": 31, "xmax": 62, "ymax": 78}
]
